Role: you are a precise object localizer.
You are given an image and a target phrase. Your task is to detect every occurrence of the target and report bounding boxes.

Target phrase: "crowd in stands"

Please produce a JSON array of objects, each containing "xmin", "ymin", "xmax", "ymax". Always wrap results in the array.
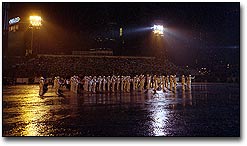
[{"xmin": 3, "ymin": 55, "xmax": 183, "ymax": 81}]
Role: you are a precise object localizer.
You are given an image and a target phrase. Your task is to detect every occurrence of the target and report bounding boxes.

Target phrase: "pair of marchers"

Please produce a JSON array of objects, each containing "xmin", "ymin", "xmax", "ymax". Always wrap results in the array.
[{"xmin": 39, "ymin": 84, "xmax": 63, "ymax": 96}]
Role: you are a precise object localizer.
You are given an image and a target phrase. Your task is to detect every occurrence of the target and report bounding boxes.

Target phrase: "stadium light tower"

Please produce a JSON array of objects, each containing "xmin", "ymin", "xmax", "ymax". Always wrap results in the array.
[
  {"xmin": 29, "ymin": 15, "xmax": 42, "ymax": 55},
  {"xmin": 153, "ymin": 24, "xmax": 164, "ymax": 36}
]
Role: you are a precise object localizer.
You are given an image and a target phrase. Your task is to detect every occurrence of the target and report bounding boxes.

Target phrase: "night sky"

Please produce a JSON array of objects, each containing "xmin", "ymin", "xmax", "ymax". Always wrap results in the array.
[{"xmin": 7, "ymin": 2, "xmax": 240, "ymax": 67}]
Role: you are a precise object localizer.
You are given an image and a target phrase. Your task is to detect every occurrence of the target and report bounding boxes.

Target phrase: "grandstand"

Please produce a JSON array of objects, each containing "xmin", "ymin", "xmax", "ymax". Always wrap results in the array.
[{"xmin": 3, "ymin": 55, "xmax": 182, "ymax": 84}]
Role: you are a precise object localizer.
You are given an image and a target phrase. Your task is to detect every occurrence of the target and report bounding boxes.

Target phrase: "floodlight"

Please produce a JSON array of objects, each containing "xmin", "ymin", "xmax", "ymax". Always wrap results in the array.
[
  {"xmin": 153, "ymin": 24, "xmax": 164, "ymax": 35},
  {"xmin": 29, "ymin": 16, "xmax": 42, "ymax": 27}
]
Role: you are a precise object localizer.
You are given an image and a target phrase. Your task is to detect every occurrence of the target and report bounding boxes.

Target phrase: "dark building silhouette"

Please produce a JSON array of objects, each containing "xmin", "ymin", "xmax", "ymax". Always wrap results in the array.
[{"xmin": 2, "ymin": 3, "xmax": 9, "ymax": 56}]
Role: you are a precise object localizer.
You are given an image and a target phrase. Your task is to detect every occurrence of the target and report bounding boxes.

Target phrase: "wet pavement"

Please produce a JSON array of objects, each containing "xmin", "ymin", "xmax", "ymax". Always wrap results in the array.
[{"xmin": 2, "ymin": 83, "xmax": 240, "ymax": 136}]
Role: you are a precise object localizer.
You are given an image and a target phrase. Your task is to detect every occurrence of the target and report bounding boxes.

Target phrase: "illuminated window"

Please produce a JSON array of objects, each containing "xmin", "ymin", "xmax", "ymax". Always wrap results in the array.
[
  {"xmin": 15, "ymin": 25, "xmax": 19, "ymax": 30},
  {"xmin": 9, "ymin": 26, "xmax": 14, "ymax": 32},
  {"xmin": 120, "ymin": 27, "xmax": 123, "ymax": 36}
]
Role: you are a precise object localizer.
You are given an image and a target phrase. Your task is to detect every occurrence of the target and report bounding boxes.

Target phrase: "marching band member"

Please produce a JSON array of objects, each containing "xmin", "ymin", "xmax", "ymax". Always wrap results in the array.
[
  {"xmin": 98, "ymin": 76, "xmax": 102, "ymax": 92},
  {"xmin": 39, "ymin": 77, "xmax": 45, "ymax": 96},
  {"xmin": 169, "ymin": 75, "xmax": 174, "ymax": 91},
  {"xmin": 133, "ymin": 76, "xmax": 137, "ymax": 91},
  {"xmin": 187, "ymin": 75, "xmax": 192, "ymax": 90},
  {"xmin": 153, "ymin": 75, "xmax": 158, "ymax": 91},
  {"xmin": 124, "ymin": 76, "xmax": 128, "ymax": 92},
  {"xmin": 54, "ymin": 76, "xmax": 62, "ymax": 95},
  {"xmin": 139, "ymin": 75, "xmax": 145, "ymax": 91},
  {"xmin": 135, "ymin": 75, "xmax": 139, "ymax": 90},
  {"xmin": 107, "ymin": 76, "xmax": 111, "ymax": 92},
  {"xmin": 165, "ymin": 75, "xmax": 169, "ymax": 88},
  {"xmin": 126, "ymin": 76, "xmax": 131, "ymax": 92},
  {"xmin": 146, "ymin": 74, "xmax": 151, "ymax": 90},
  {"xmin": 88, "ymin": 76, "xmax": 93, "ymax": 92},
  {"xmin": 102, "ymin": 76, "xmax": 106, "ymax": 92},
  {"xmin": 181, "ymin": 75, "xmax": 186, "ymax": 91},
  {"xmin": 83, "ymin": 76, "xmax": 89, "ymax": 92},
  {"xmin": 92, "ymin": 76, "xmax": 97, "ymax": 93},
  {"xmin": 173, "ymin": 75, "xmax": 177, "ymax": 91},
  {"xmin": 74, "ymin": 76, "xmax": 80, "ymax": 93},
  {"xmin": 70, "ymin": 76, "xmax": 74, "ymax": 92},
  {"xmin": 116, "ymin": 76, "xmax": 120, "ymax": 91},
  {"xmin": 111, "ymin": 75, "xmax": 116, "ymax": 92},
  {"xmin": 120, "ymin": 76, "xmax": 124, "ymax": 92}
]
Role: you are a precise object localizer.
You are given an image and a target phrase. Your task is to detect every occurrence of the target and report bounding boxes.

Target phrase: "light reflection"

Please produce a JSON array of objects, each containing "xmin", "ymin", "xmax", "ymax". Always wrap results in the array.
[
  {"xmin": 148, "ymin": 87, "xmax": 194, "ymax": 136},
  {"xmin": 17, "ymin": 87, "xmax": 50, "ymax": 136},
  {"xmin": 149, "ymin": 96, "xmax": 168, "ymax": 136},
  {"xmin": 188, "ymin": 90, "xmax": 192, "ymax": 106},
  {"xmin": 68, "ymin": 92, "xmax": 79, "ymax": 118},
  {"xmin": 20, "ymin": 101, "xmax": 49, "ymax": 135}
]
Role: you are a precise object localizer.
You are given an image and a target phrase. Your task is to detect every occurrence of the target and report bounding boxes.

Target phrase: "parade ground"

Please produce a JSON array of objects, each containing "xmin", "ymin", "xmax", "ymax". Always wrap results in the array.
[{"xmin": 2, "ymin": 83, "xmax": 240, "ymax": 136}]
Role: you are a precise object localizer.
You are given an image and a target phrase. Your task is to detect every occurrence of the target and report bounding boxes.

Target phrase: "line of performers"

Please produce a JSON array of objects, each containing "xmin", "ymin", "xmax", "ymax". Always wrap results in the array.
[{"xmin": 39, "ymin": 74, "xmax": 192, "ymax": 96}]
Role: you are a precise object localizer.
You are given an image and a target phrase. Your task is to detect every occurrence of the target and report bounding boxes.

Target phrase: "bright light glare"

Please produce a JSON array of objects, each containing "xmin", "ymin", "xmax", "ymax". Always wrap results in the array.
[
  {"xmin": 153, "ymin": 25, "xmax": 164, "ymax": 35},
  {"xmin": 29, "ymin": 16, "xmax": 42, "ymax": 27}
]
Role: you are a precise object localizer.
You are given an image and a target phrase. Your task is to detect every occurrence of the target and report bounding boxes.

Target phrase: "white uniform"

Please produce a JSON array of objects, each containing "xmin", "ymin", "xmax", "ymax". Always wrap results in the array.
[
  {"xmin": 98, "ymin": 76, "xmax": 102, "ymax": 92},
  {"xmin": 187, "ymin": 75, "xmax": 192, "ymax": 90},
  {"xmin": 107, "ymin": 76, "xmax": 111, "ymax": 92},
  {"xmin": 153, "ymin": 75, "xmax": 157, "ymax": 90},
  {"xmin": 173, "ymin": 75, "xmax": 177, "ymax": 91},
  {"xmin": 74, "ymin": 76, "xmax": 79, "ymax": 93},
  {"xmin": 83, "ymin": 76, "xmax": 89, "ymax": 92},
  {"xmin": 135, "ymin": 75, "xmax": 139, "ymax": 90},
  {"xmin": 116, "ymin": 76, "xmax": 120, "ymax": 91},
  {"xmin": 88, "ymin": 76, "xmax": 93, "ymax": 92},
  {"xmin": 139, "ymin": 75, "xmax": 145, "ymax": 91},
  {"xmin": 54, "ymin": 76, "xmax": 60, "ymax": 95},
  {"xmin": 147, "ymin": 75, "xmax": 151, "ymax": 90},
  {"xmin": 169, "ymin": 75, "xmax": 173, "ymax": 90},
  {"xmin": 102, "ymin": 76, "xmax": 106, "ymax": 92},
  {"xmin": 92, "ymin": 77, "xmax": 97, "ymax": 93},
  {"xmin": 165, "ymin": 75, "xmax": 169, "ymax": 88},
  {"xmin": 126, "ymin": 76, "xmax": 130, "ymax": 92},
  {"xmin": 39, "ymin": 77, "xmax": 45, "ymax": 96},
  {"xmin": 124, "ymin": 76, "xmax": 128, "ymax": 92},
  {"xmin": 161, "ymin": 76, "xmax": 165, "ymax": 91},
  {"xmin": 132, "ymin": 77, "xmax": 135, "ymax": 91},
  {"xmin": 120, "ymin": 76, "xmax": 124, "ymax": 92},
  {"xmin": 181, "ymin": 75, "xmax": 186, "ymax": 90},
  {"xmin": 70, "ymin": 77, "xmax": 74, "ymax": 92}
]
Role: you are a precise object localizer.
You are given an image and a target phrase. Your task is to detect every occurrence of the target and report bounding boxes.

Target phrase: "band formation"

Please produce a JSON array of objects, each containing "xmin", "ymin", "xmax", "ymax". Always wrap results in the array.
[{"xmin": 39, "ymin": 74, "xmax": 192, "ymax": 96}]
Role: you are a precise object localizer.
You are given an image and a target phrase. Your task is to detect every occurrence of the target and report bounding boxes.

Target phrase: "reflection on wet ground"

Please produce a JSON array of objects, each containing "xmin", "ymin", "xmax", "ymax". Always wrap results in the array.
[{"xmin": 3, "ymin": 83, "xmax": 240, "ymax": 136}]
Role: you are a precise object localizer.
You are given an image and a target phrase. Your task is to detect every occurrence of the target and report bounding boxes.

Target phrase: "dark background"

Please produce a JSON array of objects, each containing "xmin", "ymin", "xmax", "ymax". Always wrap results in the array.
[{"xmin": 5, "ymin": 2, "xmax": 240, "ymax": 69}]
